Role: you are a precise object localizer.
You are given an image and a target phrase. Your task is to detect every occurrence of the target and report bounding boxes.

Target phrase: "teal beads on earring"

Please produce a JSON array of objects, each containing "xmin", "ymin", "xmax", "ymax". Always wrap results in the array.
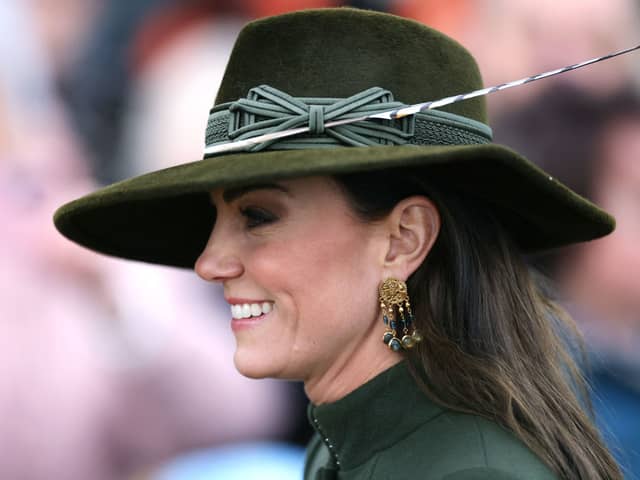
[
  {"xmin": 388, "ymin": 316, "xmax": 402, "ymax": 352},
  {"xmin": 381, "ymin": 302, "xmax": 400, "ymax": 350},
  {"xmin": 378, "ymin": 278, "xmax": 423, "ymax": 351},
  {"xmin": 388, "ymin": 338, "xmax": 403, "ymax": 352}
]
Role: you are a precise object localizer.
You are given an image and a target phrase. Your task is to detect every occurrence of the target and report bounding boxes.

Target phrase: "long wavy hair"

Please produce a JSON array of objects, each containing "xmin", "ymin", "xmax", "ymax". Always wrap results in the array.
[{"xmin": 333, "ymin": 169, "xmax": 621, "ymax": 480}]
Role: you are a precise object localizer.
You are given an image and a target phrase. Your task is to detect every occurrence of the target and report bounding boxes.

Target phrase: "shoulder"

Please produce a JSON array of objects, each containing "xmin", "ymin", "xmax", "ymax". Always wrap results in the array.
[{"xmin": 375, "ymin": 410, "xmax": 558, "ymax": 479}]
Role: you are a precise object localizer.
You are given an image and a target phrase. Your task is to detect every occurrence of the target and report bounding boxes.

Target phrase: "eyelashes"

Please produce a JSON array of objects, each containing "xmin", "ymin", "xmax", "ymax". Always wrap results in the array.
[{"xmin": 239, "ymin": 206, "xmax": 278, "ymax": 228}]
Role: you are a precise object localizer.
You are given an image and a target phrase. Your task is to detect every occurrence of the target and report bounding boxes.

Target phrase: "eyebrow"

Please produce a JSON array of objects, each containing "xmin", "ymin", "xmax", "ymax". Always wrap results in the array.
[{"xmin": 222, "ymin": 183, "xmax": 290, "ymax": 203}]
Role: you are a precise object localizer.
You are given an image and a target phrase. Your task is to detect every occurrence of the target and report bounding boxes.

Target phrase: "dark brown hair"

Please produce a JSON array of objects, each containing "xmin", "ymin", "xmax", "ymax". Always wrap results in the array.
[{"xmin": 333, "ymin": 169, "xmax": 621, "ymax": 480}]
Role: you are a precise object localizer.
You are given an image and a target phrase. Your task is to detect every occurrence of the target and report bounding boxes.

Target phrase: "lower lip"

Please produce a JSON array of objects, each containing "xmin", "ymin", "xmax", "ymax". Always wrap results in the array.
[{"xmin": 231, "ymin": 312, "xmax": 270, "ymax": 332}]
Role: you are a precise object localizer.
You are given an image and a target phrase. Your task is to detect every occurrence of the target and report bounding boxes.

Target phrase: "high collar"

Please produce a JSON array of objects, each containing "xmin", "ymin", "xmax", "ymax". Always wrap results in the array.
[{"xmin": 307, "ymin": 361, "xmax": 444, "ymax": 470}]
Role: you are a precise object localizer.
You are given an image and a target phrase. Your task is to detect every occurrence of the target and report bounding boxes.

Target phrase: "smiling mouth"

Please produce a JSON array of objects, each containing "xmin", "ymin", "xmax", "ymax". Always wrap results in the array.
[{"xmin": 230, "ymin": 302, "xmax": 274, "ymax": 320}]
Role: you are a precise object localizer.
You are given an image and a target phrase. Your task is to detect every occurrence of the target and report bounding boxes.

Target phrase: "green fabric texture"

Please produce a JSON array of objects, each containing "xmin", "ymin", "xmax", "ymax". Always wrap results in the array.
[
  {"xmin": 304, "ymin": 362, "xmax": 558, "ymax": 479},
  {"xmin": 53, "ymin": 8, "xmax": 614, "ymax": 267}
]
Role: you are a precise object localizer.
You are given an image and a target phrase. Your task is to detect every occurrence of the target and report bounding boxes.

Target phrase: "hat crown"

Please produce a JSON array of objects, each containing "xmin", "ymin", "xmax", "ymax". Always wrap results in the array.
[{"xmin": 215, "ymin": 8, "xmax": 488, "ymax": 124}]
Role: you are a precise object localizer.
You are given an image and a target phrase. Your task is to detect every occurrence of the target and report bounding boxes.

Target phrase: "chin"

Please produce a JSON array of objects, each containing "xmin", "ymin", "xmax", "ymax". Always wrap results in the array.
[{"xmin": 233, "ymin": 349, "xmax": 283, "ymax": 379}]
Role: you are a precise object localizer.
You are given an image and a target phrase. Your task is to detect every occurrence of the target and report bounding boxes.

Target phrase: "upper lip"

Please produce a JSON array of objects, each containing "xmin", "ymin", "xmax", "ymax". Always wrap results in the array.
[{"xmin": 225, "ymin": 297, "xmax": 273, "ymax": 305}]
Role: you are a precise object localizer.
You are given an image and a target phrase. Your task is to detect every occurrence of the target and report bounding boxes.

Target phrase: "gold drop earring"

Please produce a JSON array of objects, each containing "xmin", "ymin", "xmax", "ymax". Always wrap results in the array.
[{"xmin": 378, "ymin": 278, "xmax": 423, "ymax": 351}]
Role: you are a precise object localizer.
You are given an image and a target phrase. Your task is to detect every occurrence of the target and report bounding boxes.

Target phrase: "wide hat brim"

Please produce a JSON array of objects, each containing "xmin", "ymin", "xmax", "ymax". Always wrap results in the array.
[{"xmin": 54, "ymin": 143, "xmax": 614, "ymax": 268}]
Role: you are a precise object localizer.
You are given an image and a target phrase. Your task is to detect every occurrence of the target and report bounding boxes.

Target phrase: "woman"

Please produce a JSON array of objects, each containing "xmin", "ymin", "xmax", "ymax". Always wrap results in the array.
[{"xmin": 54, "ymin": 8, "xmax": 622, "ymax": 479}]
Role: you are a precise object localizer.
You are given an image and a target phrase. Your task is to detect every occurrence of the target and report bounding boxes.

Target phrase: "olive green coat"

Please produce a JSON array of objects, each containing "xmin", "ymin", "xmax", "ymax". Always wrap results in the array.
[{"xmin": 304, "ymin": 362, "xmax": 557, "ymax": 480}]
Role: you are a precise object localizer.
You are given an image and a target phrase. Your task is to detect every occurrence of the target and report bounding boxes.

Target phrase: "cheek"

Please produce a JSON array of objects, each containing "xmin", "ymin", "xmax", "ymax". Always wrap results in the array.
[{"xmin": 250, "ymin": 223, "xmax": 380, "ymax": 330}]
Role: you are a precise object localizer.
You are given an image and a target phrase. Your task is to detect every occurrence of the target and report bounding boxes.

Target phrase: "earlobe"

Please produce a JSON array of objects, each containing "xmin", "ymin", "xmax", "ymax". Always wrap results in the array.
[{"xmin": 383, "ymin": 196, "xmax": 440, "ymax": 279}]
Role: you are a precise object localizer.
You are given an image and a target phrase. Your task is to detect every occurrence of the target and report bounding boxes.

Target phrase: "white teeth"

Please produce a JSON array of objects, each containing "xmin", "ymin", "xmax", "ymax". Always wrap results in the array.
[{"xmin": 230, "ymin": 302, "xmax": 274, "ymax": 319}]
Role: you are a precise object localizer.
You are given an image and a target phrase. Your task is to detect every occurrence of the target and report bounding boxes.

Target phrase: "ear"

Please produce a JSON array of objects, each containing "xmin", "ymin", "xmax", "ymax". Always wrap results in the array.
[{"xmin": 382, "ymin": 195, "xmax": 440, "ymax": 280}]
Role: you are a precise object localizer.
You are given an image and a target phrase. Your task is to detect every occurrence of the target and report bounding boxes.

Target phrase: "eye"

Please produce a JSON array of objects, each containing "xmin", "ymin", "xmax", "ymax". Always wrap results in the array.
[{"xmin": 239, "ymin": 206, "xmax": 278, "ymax": 228}]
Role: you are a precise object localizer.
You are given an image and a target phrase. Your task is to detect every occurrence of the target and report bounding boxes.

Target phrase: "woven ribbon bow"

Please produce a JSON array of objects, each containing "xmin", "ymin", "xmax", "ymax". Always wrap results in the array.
[{"xmin": 226, "ymin": 85, "xmax": 414, "ymax": 151}]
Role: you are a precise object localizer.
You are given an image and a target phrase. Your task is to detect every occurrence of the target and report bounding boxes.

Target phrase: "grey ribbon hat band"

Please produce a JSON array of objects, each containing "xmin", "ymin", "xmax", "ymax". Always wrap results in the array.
[{"xmin": 204, "ymin": 85, "xmax": 493, "ymax": 156}]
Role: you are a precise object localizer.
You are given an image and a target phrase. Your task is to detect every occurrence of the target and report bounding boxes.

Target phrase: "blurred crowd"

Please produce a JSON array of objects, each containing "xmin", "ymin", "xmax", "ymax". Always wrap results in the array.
[{"xmin": 1, "ymin": 0, "xmax": 639, "ymax": 479}]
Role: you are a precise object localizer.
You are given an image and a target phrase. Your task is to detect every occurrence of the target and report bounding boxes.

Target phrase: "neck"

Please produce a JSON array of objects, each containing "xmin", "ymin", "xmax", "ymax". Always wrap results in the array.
[{"xmin": 304, "ymin": 334, "xmax": 403, "ymax": 405}]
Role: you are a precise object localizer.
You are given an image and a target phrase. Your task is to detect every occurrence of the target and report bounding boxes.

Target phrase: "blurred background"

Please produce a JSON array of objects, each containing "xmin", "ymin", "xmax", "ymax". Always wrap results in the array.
[{"xmin": 1, "ymin": 0, "xmax": 639, "ymax": 478}]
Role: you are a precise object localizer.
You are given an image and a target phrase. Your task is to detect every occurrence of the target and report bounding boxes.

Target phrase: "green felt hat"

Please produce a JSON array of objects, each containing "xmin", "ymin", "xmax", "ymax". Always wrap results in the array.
[{"xmin": 54, "ymin": 8, "xmax": 614, "ymax": 268}]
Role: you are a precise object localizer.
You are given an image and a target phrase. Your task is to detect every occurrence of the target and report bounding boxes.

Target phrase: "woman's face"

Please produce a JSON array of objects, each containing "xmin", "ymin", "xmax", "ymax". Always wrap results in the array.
[{"xmin": 195, "ymin": 176, "xmax": 387, "ymax": 381}]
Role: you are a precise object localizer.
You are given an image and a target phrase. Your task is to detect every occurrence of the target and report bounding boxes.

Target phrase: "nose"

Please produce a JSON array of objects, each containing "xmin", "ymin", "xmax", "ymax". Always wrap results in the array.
[{"xmin": 194, "ymin": 230, "xmax": 244, "ymax": 282}]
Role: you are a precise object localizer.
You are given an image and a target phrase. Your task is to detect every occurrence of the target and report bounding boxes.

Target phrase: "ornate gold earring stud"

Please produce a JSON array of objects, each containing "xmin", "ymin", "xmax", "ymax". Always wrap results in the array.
[{"xmin": 378, "ymin": 278, "xmax": 423, "ymax": 351}]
